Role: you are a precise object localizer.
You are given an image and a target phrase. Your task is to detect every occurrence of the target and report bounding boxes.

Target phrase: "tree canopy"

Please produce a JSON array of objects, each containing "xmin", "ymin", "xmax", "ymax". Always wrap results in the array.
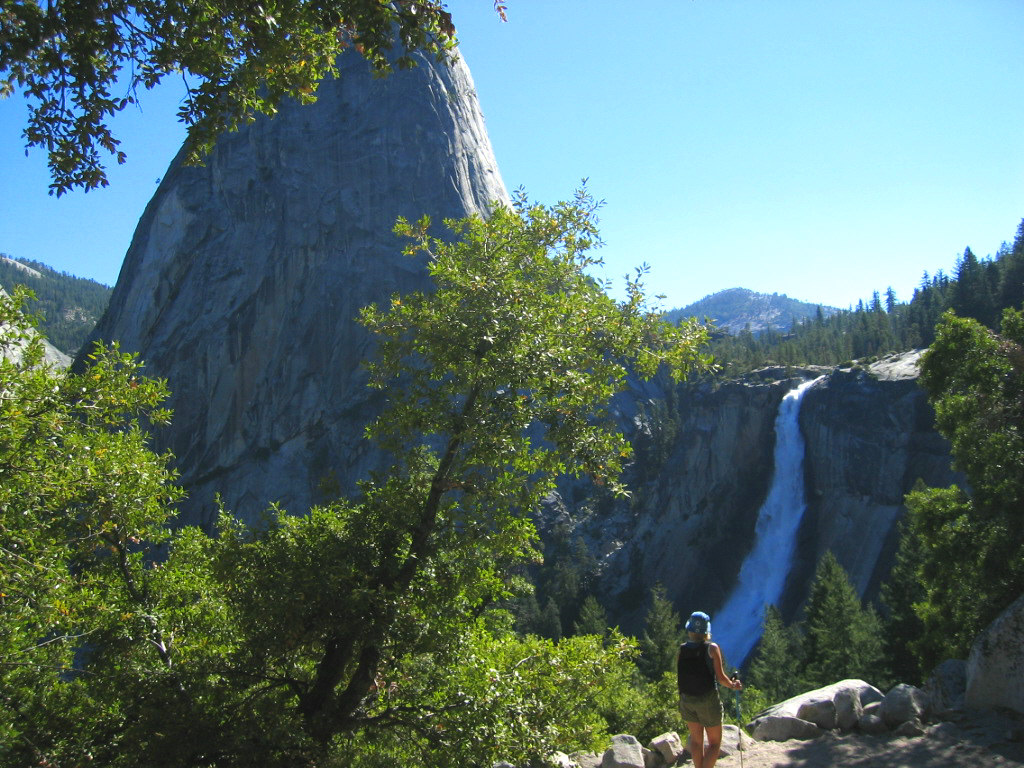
[
  {"xmin": 0, "ymin": 287, "xmax": 184, "ymax": 765},
  {"xmin": 747, "ymin": 554, "xmax": 887, "ymax": 701},
  {"xmin": 0, "ymin": 0, "xmax": 505, "ymax": 195},
  {"xmin": 0, "ymin": 190, "xmax": 712, "ymax": 766},
  {"xmin": 884, "ymin": 305, "xmax": 1024, "ymax": 672}
]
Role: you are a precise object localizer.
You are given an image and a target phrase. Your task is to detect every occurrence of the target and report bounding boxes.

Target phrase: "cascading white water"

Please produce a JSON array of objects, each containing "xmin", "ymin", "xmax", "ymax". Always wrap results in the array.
[{"xmin": 711, "ymin": 376, "xmax": 824, "ymax": 667}]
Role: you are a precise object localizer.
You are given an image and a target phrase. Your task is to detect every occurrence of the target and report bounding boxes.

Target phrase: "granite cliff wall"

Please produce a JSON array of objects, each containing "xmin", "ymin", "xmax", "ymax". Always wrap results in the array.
[
  {"xmin": 87, "ymin": 47, "xmax": 506, "ymax": 528},
  {"xmin": 559, "ymin": 352, "xmax": 958, "ymax": 636},
  {"xmin": 793, "ymin": 352, "xmax": 957, "ymax": 611}
]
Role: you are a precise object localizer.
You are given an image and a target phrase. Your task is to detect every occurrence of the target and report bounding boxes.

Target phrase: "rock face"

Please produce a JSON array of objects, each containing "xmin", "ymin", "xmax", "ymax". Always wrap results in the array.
[
  {"xmin": 567, "ymin": 352, "xmax": 958, "ymax": 634},
  {"xmin": 795, "ymin": 351, "xmax": 956, "ymax": 605},
  {"xmin": 965, "ymin": 592, "xmax": 1024, "ymax": 714},
  {"xmin": 581, "ymin": 371, "xmax": 801, "ymax": 625},
  {"xmin": 87, "ymin": 47, "xmax": 506, "ymax": 527}
]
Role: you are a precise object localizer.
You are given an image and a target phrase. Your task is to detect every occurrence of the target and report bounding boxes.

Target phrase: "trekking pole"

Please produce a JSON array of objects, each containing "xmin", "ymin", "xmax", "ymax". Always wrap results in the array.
[{"xmin": 731, "ymin": 675, "xmax": 745, "ymax": 768}]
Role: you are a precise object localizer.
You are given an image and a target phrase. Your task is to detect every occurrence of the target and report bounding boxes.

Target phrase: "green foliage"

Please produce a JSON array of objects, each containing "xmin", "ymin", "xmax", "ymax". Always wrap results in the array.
[
  {"xmin": 201, "ymin": 187, "xmax": 705, "ymax": 758},
  {"xmin": 600, "ymin": 670, "xmax": 686, "ymax": 744},
  {"xmin": 1, "ymin": 0, "xmax": 463, "ymax": 194},
  {"xmin": 0, "ymin": 255, "xmax": 112, "ymax": 354},
  {"xmin": 747, "ymin": 554, "xmax": 888, "ymax": 705},
  {"xmin": 1, "ymin": 190, "xmax": 712, "ymax": 765},
  {"xmin": 885, "ymin": 305, "xmax": 1024, "ymax": 671},
  {"xmin": 347, "ymin": 628, "xmax": 642, "ymax": 768},
  {"xmin": 573, "ymin": 594, "xmax": 610, "ymax": 637},
  {"xmin": 537, "ymin": 596, "xmax": 564, "ymax": 640},
  {"xmin": 523, "ymin": 522, "xmax": 599, "ymax": 637},
  {"xmin": 801, "ymin": 552, "xmax": 886, "ymax": 689},
  {"xmin": 0, "ymin": 287, "xmax": 184, "ymax": 766},
  {"xmin": 747, "ymin": 605, "xmax": 802, "ymax": 703},
  {"xmin": 879, "ymin": 513, "xmax": 928, "ymax": 685},
  {"xmin": 637, "ymin": 583, "xmax": 683, "ymax": 681}
]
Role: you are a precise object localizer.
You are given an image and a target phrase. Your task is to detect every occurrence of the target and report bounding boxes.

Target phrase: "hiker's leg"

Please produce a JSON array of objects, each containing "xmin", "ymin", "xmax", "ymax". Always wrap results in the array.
[
  {"xmin": 686, "ymin": 722, "xmax": 706, "ymax": 768},
  {"xmin": 702, "ymin": 724, "xmax": 723, "ymax": 768}
]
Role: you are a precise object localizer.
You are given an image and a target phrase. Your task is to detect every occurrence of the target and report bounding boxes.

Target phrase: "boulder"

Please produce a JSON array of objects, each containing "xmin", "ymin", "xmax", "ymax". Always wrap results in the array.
[
  {"xmin": 550, "ymin": 752, "xmax": 578, "ymax": 768},
  {"xmin": 924, "ymin": 658, "xmax": 967, "ymax": 716},
  {"xmin": 749, "ymin": 715, "xmax": 823, "ymax": 742},
  {"xmin": 796, "ymin": 697, "xmax": 837, "ymax": 730},
  {"xmin": 881, "ymin": 683, "xmax": 929, "ymax": 728},
  {"xmin": 641, "ymin": 747, "xmax": 661, "ymax": 768},
  {"xmin": 647, "ymin": 732, "xmax": 684, "ymax": 765},
  {"xmin": 602, "ymin": 734, "xmax": 645, "ymax": 768},
  {"xmin": 834, "ymin": 685, "xmax": 863, "ymax": 731},
  {"xmin": 720, "ymin": 724, "xmax": 753, "ymax": 756},
  {"xmin": 858, "ymin": 713, "xmax": 888, "ymax": 735},
  {"xmin": 965, "ymin": 593, "xmax": 1024, "ymax": 715},
  {"xmin": 748, "ymin": 679, "xmax": 881, "ymax": 736},
  {"xmin": 894, "ymin": 719, "xmax": 926, "ymax": 737},
  {"xmin": 570, "ymin": 753, "xmax": 602, "ymax": 768},
  {"xmin": 926, "ymin": 721, "xmax": 964, "ymax": 742}
]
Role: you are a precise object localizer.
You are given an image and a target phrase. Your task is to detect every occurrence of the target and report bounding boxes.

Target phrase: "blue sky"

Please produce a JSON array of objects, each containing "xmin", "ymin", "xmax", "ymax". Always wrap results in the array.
[{"xmin": 2, "ymin": 0, "xmax": 1022, "ymax": 310}]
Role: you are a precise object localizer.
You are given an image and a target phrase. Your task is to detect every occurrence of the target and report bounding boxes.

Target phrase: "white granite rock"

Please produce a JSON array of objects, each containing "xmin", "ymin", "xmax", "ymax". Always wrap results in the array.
[{"xmin": 966, "ymin": 592, "xmax": 1024, "ymax": 715}]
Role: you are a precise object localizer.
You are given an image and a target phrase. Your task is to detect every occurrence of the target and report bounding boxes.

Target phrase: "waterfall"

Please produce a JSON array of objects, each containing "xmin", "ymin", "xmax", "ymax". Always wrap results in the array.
[{"xmin": 711, "ymin": 376, "xmax": 823, "ymax": 667}]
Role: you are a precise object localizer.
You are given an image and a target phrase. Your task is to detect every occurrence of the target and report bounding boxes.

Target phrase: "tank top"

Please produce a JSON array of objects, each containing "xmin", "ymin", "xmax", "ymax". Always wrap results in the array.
[{"xmin": 677, "ymin": 641, "xmax": 716, "ymax": 696}]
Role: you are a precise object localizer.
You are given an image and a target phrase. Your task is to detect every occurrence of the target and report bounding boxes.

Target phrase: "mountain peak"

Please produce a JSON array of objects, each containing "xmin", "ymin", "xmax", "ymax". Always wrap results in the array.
[{"xmin": 665, "ymin": 288, "xmax": 839, "ymax": 335}]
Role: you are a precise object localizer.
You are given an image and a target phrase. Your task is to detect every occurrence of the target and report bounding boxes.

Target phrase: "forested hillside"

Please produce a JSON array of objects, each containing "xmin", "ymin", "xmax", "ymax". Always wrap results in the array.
[
  {"xmin": 0, "ymin": 255, "xmax": 111, "ymax": 355},
  {"xmin": 700, "ymin": 219, "xmax": 1024, "ymax": 374}
]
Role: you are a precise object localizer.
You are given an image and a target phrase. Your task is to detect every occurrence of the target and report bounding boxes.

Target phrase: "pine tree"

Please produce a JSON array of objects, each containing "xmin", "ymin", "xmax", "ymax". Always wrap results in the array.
[
  {"xmin": 998, "ymin": 220, "xmax": 1024, "ymax": 312},
  {"xmin": 748, "ymin": 605, "xmax": 803, "ymax": 704},
  {"xmin": 880, "ymin": 512, "xmax": 928, "ymax": 685},
  {"xmin": 884, "ymin": 287, "xmax": 897, "ymax": 314},
  {"xmin": 637, "ymin": 583, "xmax": 683, "ymax": 681},
  {"xmin": 538, "ymin": 597, "xmax": 563, "ymax": 641},
  {"xmin": 573, "ymin": 594, "xmax": 610, "ymax": 637},
  {"xmin": 802, "ymin": 552, "xmax": 885, "ymax": 688}
]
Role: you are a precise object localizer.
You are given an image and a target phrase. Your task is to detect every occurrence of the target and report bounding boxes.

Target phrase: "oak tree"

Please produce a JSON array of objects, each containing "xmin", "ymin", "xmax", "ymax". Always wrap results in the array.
[
  {"xmin": 0, "ymin": 0, "xmax": 508, "ymax": 195},
  {"xmin": 1, "ymin": 190, "xmax": 711, "ymax": 765}
]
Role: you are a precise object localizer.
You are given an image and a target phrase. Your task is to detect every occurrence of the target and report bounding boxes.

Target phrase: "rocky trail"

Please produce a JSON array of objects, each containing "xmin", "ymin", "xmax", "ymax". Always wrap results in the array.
[
  {"xmin": 564, "ymin": 667, "xmax": 1024, "ymax": 768},
  {"xmin": 565, "ymin": 707, "xmax": 1024, "ymax": 768},
  {"xmin": 715, "ymin": 707, "xmax": 1024, "ymax": 768}
]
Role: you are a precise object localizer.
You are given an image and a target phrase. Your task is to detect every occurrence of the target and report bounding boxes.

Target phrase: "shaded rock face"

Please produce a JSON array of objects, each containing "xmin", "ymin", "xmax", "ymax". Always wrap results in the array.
[
  {"xmin": 794, "ymin": 352, "xmax": 958, "ymax": 607},
  {"xmin": 564, "ymin": 353, "xmax": 958, "ymax": 634},
  {"xmin": 88, "ymin": 48, "xmax": 506, "ymax": 527},
  {"xmin": 577, "ymin": 373, "xmax": 798, "ymax": 628}
]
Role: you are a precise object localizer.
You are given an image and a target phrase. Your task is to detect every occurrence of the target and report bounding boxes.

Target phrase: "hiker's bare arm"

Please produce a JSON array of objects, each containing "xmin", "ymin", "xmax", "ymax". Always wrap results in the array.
[{"xmin": 709, "ymin": 643, "xmax": 742, "ymax": 690}]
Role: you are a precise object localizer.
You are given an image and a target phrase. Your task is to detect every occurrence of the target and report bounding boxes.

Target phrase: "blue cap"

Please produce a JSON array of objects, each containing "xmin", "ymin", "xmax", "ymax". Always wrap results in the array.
[{"xmin": 686, "ymin": 611, "xmax": 711, "ymax": 634}]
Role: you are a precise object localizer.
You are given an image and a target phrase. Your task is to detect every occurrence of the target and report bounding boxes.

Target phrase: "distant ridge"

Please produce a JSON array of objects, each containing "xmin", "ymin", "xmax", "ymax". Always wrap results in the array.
[
  {"xmin": 0, "ymin": 254, "xmax": 112, "ymax": 355},
  {"xmin": 664, "ymin": 287, "xmax": 840, "ymax": 335}
]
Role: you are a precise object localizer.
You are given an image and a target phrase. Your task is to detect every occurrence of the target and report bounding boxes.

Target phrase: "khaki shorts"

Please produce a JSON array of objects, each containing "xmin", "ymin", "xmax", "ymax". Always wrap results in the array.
[{"xmin": 679, "ymin": 689, "xmax": 723, "ymax": 727}]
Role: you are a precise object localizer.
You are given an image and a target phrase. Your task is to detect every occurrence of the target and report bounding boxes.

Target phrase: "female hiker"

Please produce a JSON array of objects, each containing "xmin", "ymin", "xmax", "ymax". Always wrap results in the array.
[{"xmin": 677, "ymin": 611, "xmax": 743, "ymax": 768}]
